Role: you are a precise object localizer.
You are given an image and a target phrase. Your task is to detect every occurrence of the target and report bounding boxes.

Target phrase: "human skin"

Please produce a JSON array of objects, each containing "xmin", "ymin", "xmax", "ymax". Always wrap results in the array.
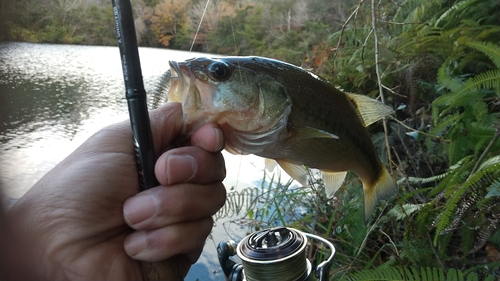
[{"xmin": 0, "ymin": 103, "xmax": 227, "ymax": 280}]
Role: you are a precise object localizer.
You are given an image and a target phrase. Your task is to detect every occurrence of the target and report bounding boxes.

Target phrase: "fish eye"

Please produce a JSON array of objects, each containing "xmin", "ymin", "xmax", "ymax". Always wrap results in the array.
[{"xmin": 208, "ymin": 61, "xmax": 231, "ymax": 81}]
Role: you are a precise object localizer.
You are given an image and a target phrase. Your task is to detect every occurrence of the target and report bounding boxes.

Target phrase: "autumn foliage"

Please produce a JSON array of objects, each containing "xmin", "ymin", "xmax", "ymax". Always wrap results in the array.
[{"xmin": 150, "ymin": 0, "xmax": 189, "ymax": 47}]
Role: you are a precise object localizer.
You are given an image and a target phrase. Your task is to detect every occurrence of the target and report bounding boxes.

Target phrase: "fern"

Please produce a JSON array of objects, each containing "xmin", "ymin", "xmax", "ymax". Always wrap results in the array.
[
  {"xmin": 399, "ymin": 158, "xmax": 466, "ymax": 186},
  {"xmin": 433, "ymin": 161, "xmax": 500, "ymax": 245},
  {"xmin": 466, "ymin": 40, "xmax": 500, "ymax": 69},
  {"xmin": 436, "ymin": 60, "xmax": 463, "ymax": 94},
  {"xmin": 387, "ymin": 203, "xmax": 425, "ymax": 220},
  {"xmin": 434, "ymin": 69, "xmax": 500, "ymax": 109},
  {"xmin": 485, "ymin": 178, "xmax": 500, "ymax": 198},
  {"xmin": 434, "ymin": 0, "xmax": 478, "ymax": 28},
  {"xmin": 345, "ymin": 266, "xmax": 495, "ymax": 281},
  {"xmin": 434, "ymin": 40, "xmax": 500, "ymax": 113}
]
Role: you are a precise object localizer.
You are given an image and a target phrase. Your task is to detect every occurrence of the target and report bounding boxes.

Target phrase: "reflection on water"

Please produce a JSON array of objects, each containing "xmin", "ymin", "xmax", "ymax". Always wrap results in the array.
[
  {"xmin": 0, "ymin": 42, "xmax": 130, "ymax": 196},
  {"xmin": 0, "ymin": 42, "xmax": 289, "ymax": 280}
]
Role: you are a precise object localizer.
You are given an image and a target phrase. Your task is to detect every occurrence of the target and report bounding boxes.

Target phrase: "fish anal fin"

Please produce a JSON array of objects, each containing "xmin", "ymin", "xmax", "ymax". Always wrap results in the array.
[
  {"xmin": 346, "ymin": 93, "xmax": 394, "ymax": 127},
  {"xmin": 265, "ymin": 158, "xmax": 278, "ymax": 171},
  {"xmin": 363, "ymin": 166, "xmax": 398, "ymax": 224},
  {"xmin": 292, "ymin": 126, "xmax": 339, "ymax": 139},
  {"xmin": 321, "ymin": 171, "xmax": 347, "ymax": 198},
  {"xmin": 276, "ymin": 160, "xmax": 308, "ymax": 187}
]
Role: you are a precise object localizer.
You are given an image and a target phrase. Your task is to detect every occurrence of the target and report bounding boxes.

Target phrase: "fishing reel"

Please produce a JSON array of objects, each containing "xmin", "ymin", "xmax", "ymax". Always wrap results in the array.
[{"xmin": 217, "ymin": 227, "xmax": 335, "ymax": 281}]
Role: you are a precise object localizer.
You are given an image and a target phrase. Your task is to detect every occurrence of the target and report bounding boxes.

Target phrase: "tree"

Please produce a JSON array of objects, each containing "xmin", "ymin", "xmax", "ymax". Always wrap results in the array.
[{"xmin": 150, "ymin": 0, "xmax": 190, "ymax": 47}]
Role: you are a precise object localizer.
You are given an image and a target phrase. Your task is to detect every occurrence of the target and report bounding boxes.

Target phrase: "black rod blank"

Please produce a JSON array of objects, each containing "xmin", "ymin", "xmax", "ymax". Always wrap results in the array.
[{"xmin": 112, "ymin": 0, "xmax": 159, "ymax": 190}]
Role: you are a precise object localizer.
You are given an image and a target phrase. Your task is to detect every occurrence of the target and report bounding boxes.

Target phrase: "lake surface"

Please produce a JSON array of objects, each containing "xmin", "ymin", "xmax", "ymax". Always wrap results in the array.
[{"xmin": 0, "ymin": 42, "xmax": 292, "ymax": 280}]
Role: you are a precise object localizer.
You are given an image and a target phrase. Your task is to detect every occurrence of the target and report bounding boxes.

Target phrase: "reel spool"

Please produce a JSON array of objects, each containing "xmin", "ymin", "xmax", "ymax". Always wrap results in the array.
[{"xmin": 217, "ymin": 227, "xmax": 335, "ymax": 281}]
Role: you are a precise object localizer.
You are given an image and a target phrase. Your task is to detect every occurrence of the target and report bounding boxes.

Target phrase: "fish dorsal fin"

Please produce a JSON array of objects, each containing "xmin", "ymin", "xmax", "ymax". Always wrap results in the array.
[
  {"xmin": 292, "ymin": 126, "xmax": 339, "ymax": 139},
  {"xmin": 346, "ymin": 93, "xmax": 394, "ymax": 127},
  {"xmin": 265, "ymin": 158, "xmax": 278, "ymax": 171},
  {"xmin": 276, "ymin": 160, "xmax": 309, "ymax": 187},
  {"xmin": 322, "ymin": 171, "xmax": 347, "ymax": 198}
]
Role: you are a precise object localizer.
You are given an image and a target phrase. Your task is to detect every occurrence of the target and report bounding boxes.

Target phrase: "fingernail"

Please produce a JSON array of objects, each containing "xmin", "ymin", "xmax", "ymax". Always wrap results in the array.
[
  {"xmin": 124, "ymin": 193, "xmax": 157, "ymax": 226},
  {"xmin": 125, "ymin": 232, "xmax": 147, "ymax": 258},
  {"xmin": 214, "ymin": 127, "xmax": 224, "ymax": 151},
  {"xmin": 167, "ymin": 154, "xmax": 197, "ymax": 185}
]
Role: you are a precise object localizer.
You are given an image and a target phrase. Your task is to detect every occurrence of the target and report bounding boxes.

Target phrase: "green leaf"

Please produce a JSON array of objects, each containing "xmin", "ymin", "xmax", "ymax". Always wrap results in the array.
[
  {"xmin": 466, "ymin": 41, "xmax": 500, "ymax": 69},
  {"xmin": 434, "ymin": 69, "xmax": 500, "ymax": 108}
]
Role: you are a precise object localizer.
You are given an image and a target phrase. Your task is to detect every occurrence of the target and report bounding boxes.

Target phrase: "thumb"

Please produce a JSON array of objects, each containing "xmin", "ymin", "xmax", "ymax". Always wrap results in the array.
[{"xmin": 148, "ymin": 102, "xmax": 184, "ymax": 155}]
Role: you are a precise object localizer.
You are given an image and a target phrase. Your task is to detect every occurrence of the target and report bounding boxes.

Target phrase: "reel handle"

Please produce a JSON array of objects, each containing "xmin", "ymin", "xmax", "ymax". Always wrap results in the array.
[
  {"xmin": 217, "ymin": 240, "xmax": 243, "ymax": 281},
  {"xmin": 304, "ymin": 233, "xmax": 335, "ymax": 281}
]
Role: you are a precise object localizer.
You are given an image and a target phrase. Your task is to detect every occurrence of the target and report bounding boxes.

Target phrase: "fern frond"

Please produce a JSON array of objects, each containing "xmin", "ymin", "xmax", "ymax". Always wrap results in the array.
[
  {"xmin": 466, "ymin": 41, "xmax": 500, "ymax": 69},
  {"xmin": 469, "ymin": 202, "xmax": 500, "ymax": 253},
  {"xmin": 434, "ymin": 69, "xmax": 500, "ymax": 108},
  {"xmin": 485, "ymin": 178, "xmax": 500, "ymax": 198},
  {"xmin": 400, "ymin": 158, "xmax": 466, "ymax": 186},
  {"xmin": 434, "ymin": 162, "xmax": 500, "ymax": 244},
  {"xmin": 436, "ymin": 60, "xmax": 463, "ymax": 93},
  {"xmin": 429, "ymin": 156, "xmax": 474, "ymax": 197},
  {"xmin": 387, "ymin": 203, "xmax": 425, "ymax": 220},
  {"xmin": 346, "ymin": 266, "xmax": 488, "ymax": 281},
  {"xmin": 434, "ymin": 0, "xmax": 477, "ymax": 28},
  {"xmin": 478, "ymin": 155, "xmax": 500, "ymax": 171}
]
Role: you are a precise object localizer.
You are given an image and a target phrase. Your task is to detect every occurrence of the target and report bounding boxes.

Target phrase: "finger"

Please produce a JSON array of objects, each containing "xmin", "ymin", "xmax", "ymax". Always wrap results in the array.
[
  {"xmin": 123, "ymin": 216, "xmax": 213, "ymax": 262},
  {"xmin": 155, "ymin": 146, "xmax": 226, "ymax": 186},
  {"xmin": 187, "ymin": 123, "xmax": 225, "ymax": 152},
  {"xmin": 90, "ymin": 103, "xmax": 184, "ymax": 159},
  {"xmin": 148, "ymin": 102, "xmax": 184, "ymax": 154},
  {"xmin": 123, "ymin": 182, "xmax": 226, "ymax": 230}
]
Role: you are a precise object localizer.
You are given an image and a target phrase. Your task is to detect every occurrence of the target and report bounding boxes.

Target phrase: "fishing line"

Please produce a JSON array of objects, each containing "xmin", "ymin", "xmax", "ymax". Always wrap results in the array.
[
  {"xmin": 228, "ymin": 13, "xmax": 249, "ymax": 192},
  {"xmin": 190, "ymin": 0, "xmax": 211, "ymax": 52},
  {"xmin": 230, "ymin": 16, "xmax": 238, "ymax": 55}
]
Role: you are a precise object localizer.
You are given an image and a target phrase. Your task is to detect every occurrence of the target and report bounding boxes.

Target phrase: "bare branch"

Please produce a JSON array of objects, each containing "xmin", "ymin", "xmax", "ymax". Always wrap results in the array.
[{"xmin": 371, "ymin": 0, "xmax": 393, "ymax": 175}]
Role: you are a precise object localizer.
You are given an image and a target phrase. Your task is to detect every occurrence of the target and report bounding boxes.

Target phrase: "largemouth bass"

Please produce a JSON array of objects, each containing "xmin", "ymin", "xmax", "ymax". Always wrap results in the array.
[{"xmin": 166, "ymin": 56, "xmax": 397, "ymax": 222}]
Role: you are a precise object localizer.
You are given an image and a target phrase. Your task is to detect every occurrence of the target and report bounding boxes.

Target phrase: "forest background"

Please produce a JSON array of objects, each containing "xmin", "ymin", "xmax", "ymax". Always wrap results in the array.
[{"xmin": 2, "ymin": 0, "xmax": 500, "ymax": 280}]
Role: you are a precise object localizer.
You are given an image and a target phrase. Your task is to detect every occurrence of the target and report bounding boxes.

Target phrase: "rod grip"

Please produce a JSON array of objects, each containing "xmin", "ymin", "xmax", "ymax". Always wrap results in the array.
[{"xmin": 140, "ymin": 260, "xmax": 183, "ymax": 281}]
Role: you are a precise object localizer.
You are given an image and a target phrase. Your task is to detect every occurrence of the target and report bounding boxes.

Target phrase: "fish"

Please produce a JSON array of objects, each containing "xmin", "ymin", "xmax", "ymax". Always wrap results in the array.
[{"xmin": 166, "ymin": 56, "xmax": 397, "ymax": 222}]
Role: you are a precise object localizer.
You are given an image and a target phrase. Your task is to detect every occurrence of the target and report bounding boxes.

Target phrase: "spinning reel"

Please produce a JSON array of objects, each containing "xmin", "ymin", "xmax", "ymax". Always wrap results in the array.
[{"xmin": 218, "ymin": 227, "xmax": 335, "ymax": 281}]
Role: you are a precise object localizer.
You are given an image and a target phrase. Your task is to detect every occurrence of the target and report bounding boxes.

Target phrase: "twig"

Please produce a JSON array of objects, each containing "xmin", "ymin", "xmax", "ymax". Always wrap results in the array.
[
  {"xmin": 379, "ymin": 230, "xmax": 400, "ymax": 256},
  {"xmin": 469, "ymin": 125, "xmax": 500, "ymax": 178},
  {"xmin": 426, "ymin": 232, "xmax": 446, "ymax": 269},
  {"xmin": 388, "ymin": 116, "xmax": 451, "ymax": 143},
  {"xmin": 332, "ymin": 0, "xmax": 366, "ymax": 61},
  {"xmin": 371, "ymin": 0, "xmax": 393, "ymax": 175},
  {"xmin": 377, "ymin": 19, "xmax": 426, "ymax": 25},
  {"xmin": 360, "ymin": 28, "xmax": 373, "ymax": 63},
  {"xmin": 382, "ymin": 84, "xmax": 405, "ymax": 98}
]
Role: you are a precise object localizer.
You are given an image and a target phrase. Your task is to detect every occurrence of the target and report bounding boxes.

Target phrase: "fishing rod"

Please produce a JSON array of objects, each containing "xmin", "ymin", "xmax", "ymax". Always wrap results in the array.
[
  {"xmin": 111, "ymin": 0, "xmax": 183, "ymax": 280},
  {"xmin": 111, "ymin": 1, "xmax": 337, "ymax": 279}
]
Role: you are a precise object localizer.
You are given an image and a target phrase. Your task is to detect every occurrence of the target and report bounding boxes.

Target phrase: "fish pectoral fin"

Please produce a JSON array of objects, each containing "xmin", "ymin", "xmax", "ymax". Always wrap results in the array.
[
  {"xmin": 265, "ymin": 158, "xmax": 278, "ymax": 171},
  {"xmin": 292, "ymin": 126, "xmax": 339, "ymax": 139},
  {"xmin": 276, "ymin": 160, "xmax": 309, "ymax": 187},
  {"xmin": 346, "ymin": 93, "xmax": 394, "ymax": 127},
  {"xmin": 321, "ymin": 171, "xmax": 347, "ymax": 198},
  {"xmin": 362, "ymin": 166, "xmax": 398, "ymax": 224}
]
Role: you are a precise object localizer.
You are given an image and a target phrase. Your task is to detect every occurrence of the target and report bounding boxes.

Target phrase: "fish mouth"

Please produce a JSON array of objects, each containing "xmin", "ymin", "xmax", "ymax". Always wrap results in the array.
[
  {"xmin": 168, "ymin": 60, "xmax": 180, "ymax": 79},
  {"xmin": 167, "ymin": 60, "xmax": 209, "ymax": 135},
  {"xmin": 167, "ymin": 60, "xmax": 194, "ymax": 104}
]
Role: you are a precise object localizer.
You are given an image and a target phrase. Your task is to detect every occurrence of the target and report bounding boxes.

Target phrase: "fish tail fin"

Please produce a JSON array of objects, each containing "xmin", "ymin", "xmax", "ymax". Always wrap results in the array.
[{"xmin": 363, "ymin": 166, "xmax": 397, "ymax": 223}]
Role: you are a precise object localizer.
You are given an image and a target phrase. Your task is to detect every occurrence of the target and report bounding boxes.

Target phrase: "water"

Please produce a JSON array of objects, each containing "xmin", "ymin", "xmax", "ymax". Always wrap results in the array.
[{"xmin": 0, "ymin": 42, "xmax": 290, "ymax": 280}]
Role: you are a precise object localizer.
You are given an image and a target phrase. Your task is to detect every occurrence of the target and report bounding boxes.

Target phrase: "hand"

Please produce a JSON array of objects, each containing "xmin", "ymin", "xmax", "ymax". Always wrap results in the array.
[{"xmin": 2, "ymin": 103, "xmax": 226, "ymax": 280}]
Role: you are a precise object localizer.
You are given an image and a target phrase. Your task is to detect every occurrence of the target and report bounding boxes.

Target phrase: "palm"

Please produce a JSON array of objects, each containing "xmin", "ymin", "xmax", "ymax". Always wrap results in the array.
[
  {"xmin": 5, "ymin": 104, "xmax": 226, "ymax": 280},
  {"xmin": 10, "ymin": 125, "xmax": 143, "ymax": 279}
]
